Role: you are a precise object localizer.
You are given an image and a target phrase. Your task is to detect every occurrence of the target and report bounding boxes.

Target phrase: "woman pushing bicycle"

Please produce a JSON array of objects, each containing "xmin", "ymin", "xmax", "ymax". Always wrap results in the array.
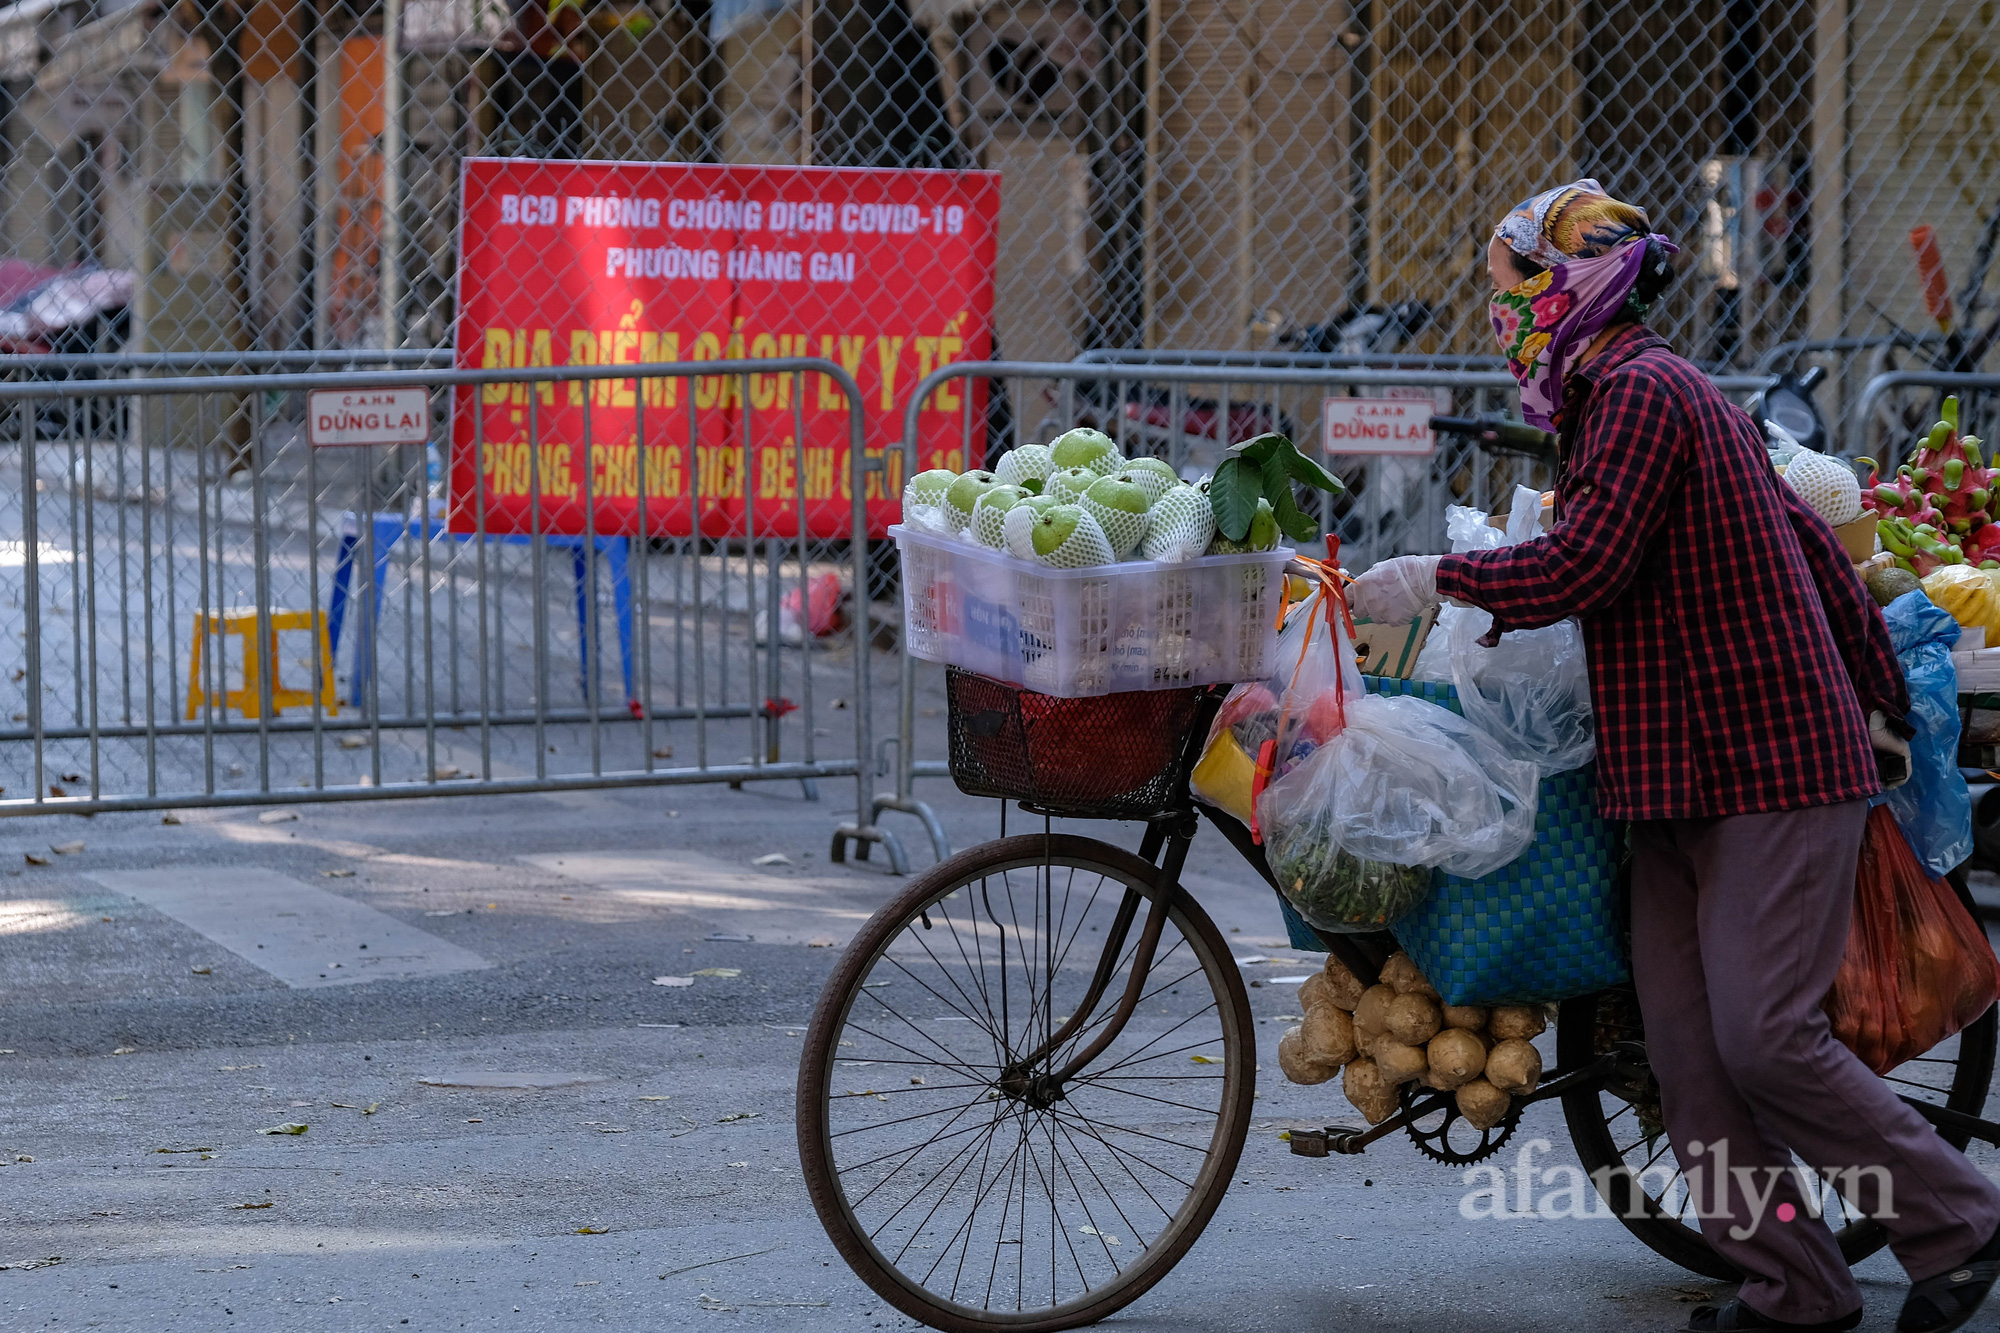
[{"xmin": 1347, "ymin": 180, "xmax": 2000, "ymax": 1333}]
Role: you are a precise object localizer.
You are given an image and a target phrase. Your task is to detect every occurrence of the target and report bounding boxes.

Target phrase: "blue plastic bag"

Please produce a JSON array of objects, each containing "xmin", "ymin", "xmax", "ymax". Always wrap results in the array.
[{"xmin": 1879, "ymin": 590, "xmax": 1971, "ymax": 878}]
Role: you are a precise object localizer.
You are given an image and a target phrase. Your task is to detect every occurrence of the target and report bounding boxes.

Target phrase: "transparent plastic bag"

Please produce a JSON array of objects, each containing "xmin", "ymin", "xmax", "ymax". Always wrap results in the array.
[
  {"xmin": 1417, "ymin": 486, "xmax": 1595, "ymax": 772},
  {"xmin": 1258, "ymin": 692, "xmax": 1542, "ymax": 932},
  {"xmin": 1189, "ymin": 582, "xmax": 1363, "ymax": 825}
]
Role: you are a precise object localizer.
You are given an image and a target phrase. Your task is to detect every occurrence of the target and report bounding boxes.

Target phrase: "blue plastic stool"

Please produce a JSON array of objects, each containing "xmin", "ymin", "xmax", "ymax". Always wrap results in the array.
[{"xmin": 328, "ymin": 510, "xmax": 635, "ymax": 712}]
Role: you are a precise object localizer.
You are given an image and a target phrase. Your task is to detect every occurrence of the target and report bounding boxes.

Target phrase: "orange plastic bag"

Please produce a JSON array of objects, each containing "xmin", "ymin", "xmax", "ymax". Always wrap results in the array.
[{"xmin": 1823, "ymin": 805, "xmax": 2000, "ymax": 1076}]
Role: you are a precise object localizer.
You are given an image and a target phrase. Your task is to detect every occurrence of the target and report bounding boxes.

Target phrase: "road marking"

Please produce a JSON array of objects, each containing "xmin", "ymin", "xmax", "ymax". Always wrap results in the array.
[{"xmin": 86, "ymin": 868, "xmax": 491, "ymax": 989}]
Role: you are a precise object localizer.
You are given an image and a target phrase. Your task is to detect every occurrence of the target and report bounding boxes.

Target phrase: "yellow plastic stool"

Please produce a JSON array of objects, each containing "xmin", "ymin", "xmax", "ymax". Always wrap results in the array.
[{"xmin": 186, "ymin": 608, "xmax": 337, "ymax": 720}]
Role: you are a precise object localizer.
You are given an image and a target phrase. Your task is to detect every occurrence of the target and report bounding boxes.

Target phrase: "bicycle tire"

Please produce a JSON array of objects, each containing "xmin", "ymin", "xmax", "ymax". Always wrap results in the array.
[
  {"xmin": 796, "ymin": 833, "xmax": 1256, "ymax": 1332},
  {"xmin": 1559, "ymin": 986, "xmax": 1998, "ymax": 1281}
]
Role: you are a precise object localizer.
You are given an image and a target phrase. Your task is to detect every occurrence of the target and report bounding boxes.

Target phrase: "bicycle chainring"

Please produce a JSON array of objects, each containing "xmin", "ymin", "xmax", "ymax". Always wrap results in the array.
[{"xmin": 1400, "ymin": 1084, "xmax": 1523, "ymax": 1166}]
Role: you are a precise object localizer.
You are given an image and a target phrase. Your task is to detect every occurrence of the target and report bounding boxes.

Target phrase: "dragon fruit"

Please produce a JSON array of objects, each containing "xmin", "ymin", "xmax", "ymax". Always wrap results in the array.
[{"xmin": 1858, "ymin": 397, "xmax": 1996, "ymax": 572}]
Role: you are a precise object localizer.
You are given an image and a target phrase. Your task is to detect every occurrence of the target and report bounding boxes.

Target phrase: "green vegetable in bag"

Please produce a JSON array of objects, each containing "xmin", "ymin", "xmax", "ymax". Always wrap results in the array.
[{"xmin": 1265, "ymin": 823, "xmax": 1431, "ymax": 933}]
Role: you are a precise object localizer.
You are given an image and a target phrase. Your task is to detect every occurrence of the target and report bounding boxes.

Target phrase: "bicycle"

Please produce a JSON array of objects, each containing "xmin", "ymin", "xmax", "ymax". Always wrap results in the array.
[{"xmin": 795, "ymin": 662, "xmax": 2000, "ymax": 1333}]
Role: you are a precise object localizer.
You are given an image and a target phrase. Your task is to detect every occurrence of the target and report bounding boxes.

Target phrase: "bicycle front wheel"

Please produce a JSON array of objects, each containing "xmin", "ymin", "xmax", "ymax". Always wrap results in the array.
[{"xmin": 796, "ymin": 832, "xmax": 1256, "ymax": 1332}]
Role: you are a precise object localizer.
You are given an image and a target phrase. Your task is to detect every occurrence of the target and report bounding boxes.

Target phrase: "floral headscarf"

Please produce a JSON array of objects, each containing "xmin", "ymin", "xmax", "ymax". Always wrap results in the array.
[{"xmin": 1489, "ymin": 179, "xmax": 1678, "ymax": 431}]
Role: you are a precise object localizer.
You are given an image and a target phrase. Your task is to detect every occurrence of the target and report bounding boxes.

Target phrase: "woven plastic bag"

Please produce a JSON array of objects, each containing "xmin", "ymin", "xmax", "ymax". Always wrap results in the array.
[{"xmin": 1825, "ymin": 806, "xmax": 2000, "ymax": 1076}]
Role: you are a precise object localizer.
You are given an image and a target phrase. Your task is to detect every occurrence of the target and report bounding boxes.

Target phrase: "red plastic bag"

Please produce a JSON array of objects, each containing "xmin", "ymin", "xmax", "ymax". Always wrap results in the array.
[{"xmin": 1824, "ymin": 805, "xmax": 2000, "ymax": 1076}]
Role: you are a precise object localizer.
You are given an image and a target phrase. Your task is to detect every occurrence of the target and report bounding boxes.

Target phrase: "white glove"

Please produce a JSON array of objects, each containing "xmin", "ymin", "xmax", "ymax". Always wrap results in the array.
[
  {"xmin": 1348, "ymin": 554, "xmax": 1444, "ymax": 625},
  {"xmin": 1868, "ymin": 710, "xmax": 1912, "ymax": 790}
]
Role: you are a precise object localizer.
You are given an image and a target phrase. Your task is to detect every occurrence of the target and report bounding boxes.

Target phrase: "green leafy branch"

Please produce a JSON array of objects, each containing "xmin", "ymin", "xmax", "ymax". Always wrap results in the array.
[{"xmin": 1210, "ymin": 433, "xmax": 1345, "ymax": 543}]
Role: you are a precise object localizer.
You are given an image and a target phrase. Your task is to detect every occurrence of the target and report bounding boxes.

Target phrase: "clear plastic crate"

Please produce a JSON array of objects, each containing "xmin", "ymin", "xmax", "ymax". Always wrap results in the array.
[{"xmin": 894, "ymin": 524, "xmax": 1290, "ymax": 698}]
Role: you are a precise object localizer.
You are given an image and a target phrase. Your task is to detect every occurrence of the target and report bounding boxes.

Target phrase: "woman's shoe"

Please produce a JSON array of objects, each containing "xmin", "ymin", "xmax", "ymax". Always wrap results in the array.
[
  {"xmin": 1686, "ymin": 1297, "xmax": 1863, "ymax": 1331},
  {"xmin": 1897, "ymin": 1223, "xmax": 2000, "ymax": 1332}
]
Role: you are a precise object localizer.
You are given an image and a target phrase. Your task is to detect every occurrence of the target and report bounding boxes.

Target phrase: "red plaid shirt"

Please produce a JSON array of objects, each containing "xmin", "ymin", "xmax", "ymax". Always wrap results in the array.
[{"xmin": 1436, "ymin": 325, "xmax": 1904, "ymax": 821}]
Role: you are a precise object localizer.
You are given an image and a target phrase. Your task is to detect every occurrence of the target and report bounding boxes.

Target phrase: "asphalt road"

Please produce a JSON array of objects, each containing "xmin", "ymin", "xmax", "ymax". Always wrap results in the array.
[{"xmin": 3, "ymin": 771, "xmax": 1996, "ymax": 1333}]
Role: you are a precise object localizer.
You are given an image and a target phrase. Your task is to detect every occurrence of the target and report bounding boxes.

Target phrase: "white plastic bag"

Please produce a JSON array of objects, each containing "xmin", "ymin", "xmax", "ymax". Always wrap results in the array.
[
  {"xmin": 1260, "ymin": 691, "xmax": 1541, "ymax": 890},
  {"xmin": 1417, "ymin": 486, "xmax": 1595, "ymax": 772}
]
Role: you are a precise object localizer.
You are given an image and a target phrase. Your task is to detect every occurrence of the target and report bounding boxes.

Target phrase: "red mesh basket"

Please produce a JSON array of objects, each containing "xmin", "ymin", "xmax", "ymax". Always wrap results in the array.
[{"xmin": 945, "ymin": 667, "xmax": 1207, "ymax": 819}]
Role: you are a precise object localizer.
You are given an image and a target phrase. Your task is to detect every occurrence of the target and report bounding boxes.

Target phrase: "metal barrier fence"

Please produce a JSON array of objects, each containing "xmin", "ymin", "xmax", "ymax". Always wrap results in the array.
[
  {"xmin": 2, "ymin": 1, "xmax": 1993, "ymax": 410},
  {"xmin": 0, "ymin": 356, "xmax": 913, "ymax": 864},
  {"xmin": 865, "ymin": 357, "xmax": 1782, "ymax": 862},
  {"xmin": 1854, "ymin": 371, "xmax": 2000, "ymax": 461}
]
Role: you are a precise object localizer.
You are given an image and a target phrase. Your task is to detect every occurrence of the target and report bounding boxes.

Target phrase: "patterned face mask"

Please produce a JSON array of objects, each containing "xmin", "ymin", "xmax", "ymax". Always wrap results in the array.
[{"xmin": 1489, "ymin": 179, "xmax": 1677, "ymax": 431}]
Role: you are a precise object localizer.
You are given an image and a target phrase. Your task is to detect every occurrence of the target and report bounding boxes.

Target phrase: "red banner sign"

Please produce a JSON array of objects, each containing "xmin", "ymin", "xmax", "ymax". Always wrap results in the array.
[{"xmin": 450, "ymin": 158, "xmax": 999, "ymax": 538}]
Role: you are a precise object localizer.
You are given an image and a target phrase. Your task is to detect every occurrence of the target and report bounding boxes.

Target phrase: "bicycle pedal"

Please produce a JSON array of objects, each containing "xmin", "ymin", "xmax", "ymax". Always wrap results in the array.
[{"xmin": 1288, "ymin": 1123, "xmax": 1366, "ymax": 1158}]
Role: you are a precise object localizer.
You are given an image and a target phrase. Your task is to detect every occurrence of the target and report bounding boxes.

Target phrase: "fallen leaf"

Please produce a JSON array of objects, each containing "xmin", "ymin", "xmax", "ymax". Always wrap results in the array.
[
  {"xmin": 1079, "ymin": 1226, "xmax": 1122, "ymax": 1245},
  {"xmin": 806, "ymin": 937, "xmax": 838, "ymax": 948},
  {"xmin": 257, "ymin": 811, "xmax": 297, "ymax": 825},
  {"xmin": 1674, "ymin": 1289, "xmax": 1714, "ymax": 1303},
  {"xmin": 0, "ymin": 1257, "xmax": 60, "ymax": 1272},
  {"xmin": 153, "ymin": 1147, "xmax": 216, "ymax": 1154},
  {"xmin": 574, "ymin": 1227, "xmax": 608, "ymax": 1235},
  {"xmin": 217, "ymin": 1065, "xmax": 260, "ymax": 1072},
  {"xmin": 717, "ymin": 1112, "xmax": 759, "ymax": 1123},
  {"xmin": 50, "ymin": 841, "xmax": 84, "ymax": 855},
  {"xmin": 362, "ymin": 1103, "xmax": 379, "ymax": 1115},
  {"xmin": 696, "ymin": 1293, "xmax": 737, "ymax": 1312},
  {"xmin": 13, "ymin": 1155, "xmax": 32, "ymax": 1163},
  {"xmin": 229, "ymin": 1201, "xmax": 273, "ymax": 1210},
  {"xmin": 692, "ymin": 968, "xmax": 741, "ymax": 979},
  {"xmin": 651, "ymin": 976, "xmax": 694, "ymax": 987},
  {"xmin": 23, "ymin": 853, "xmax": 49, "ymax": 866},
  {"xmin": 574, "ymin": 1280, "xmax": 599, "ymax": 1287},
  {"xmin": 705, "ymin": 931, "xmax": 753, "ymax": 943},
  {"xmin": 89, "ymin": 1211, "xmax": 121, "ymax": 1217},
  {"xmin": 466, "ymin": 1118, "xmax": 483, "ymax": 1124},
  {"xmin": 636, "ymin": 1095, "xmax": 671, "ymax": 1101},
  {"xmin": 1190, "ymin": 1055, "xmax": 1218, "ymax": 1064},
  {"xmin": 160, "ymin": 814, "xmax": 181, "ymax": 825},
  {"xmin": 190, "ymin": 965, "xmax": 213, "ymax": 975},
  {"xmin": 257, "ymin": 1123, "xmax": 308, "ymax": 1136},
  {"xmin": 111, "ymin": 1047, "xmax": 137, "ymax": 1056},
  {"xmin": 337, "ymin": 735, "xmax": 368, "ymax": 750},
  {"xmin": 652, "ymin": 745, "xmax": 674, "ymax": 759},
  {"xmin": 321, "ymin": 869, "xmax": 356, "ymax": 878},
  {"xmin": 46, "ymin": 785, "xmax": 66, "ymax": 798},
  {"xmin": 751, "ymin": 852, "xmax": 792, "ymax": 867},
  {"xmin": 725, "ymin": 1161, "xmax": 749, "ymax": 1168}
]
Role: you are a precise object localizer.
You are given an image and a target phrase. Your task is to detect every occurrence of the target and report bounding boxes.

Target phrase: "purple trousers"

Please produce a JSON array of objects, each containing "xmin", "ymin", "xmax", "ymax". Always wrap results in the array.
[{"xmin": 1630, "ymin": 799, "xmax": 2000, "ymax": 1322}]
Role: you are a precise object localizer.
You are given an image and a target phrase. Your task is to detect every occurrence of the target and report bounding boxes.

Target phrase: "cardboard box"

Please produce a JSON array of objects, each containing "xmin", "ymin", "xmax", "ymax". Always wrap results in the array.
[
  {"xmin": 1834, "ymin": 513, "xmax": 1878, "ymax": 564},
  {"xmin": 1351, "ymin": 605, "xmax": 1438, "ymax": 679}
]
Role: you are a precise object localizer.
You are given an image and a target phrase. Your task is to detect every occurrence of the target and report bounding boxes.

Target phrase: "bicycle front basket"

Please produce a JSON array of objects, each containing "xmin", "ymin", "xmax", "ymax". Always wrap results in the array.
[{"xmin": 945, "ymin": 667, "xmax": 1205, "ymax": 819}]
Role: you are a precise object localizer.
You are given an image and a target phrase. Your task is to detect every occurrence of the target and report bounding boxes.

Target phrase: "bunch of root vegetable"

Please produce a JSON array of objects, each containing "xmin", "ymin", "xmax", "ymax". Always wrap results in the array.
[{"xmin": 1277, "ymin": 950, "xmax": 1545, "ymax": 1130}]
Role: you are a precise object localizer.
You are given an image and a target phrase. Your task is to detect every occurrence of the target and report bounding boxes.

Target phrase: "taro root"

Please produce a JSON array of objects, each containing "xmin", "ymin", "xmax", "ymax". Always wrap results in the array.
[
  {"xmin": 1486, "ymin": 1038, "xmax": 1543, "ymax": 1095},
  {"xmin": 1425, "ymin": 1027, "xmax": 1487, "ymax": 1090},
  {"xmin": 1455, "ymin": 1077, "xmax": 1511, "ymax": 1131},
  {"xmin": 1489, "ymin": 1005, "xmax": 1548, "ymax": 1041},
  {"xmin": 1371, "ymin": 1036, "xmax": 1428, "ymax": 1086},
  {"xmin": 1298, "ymin": 971, "xmax": 1337, "ymax": 1016},
  {"xmin": 1301, "ymin": 1004, "xmax": 1358, "ymax": 1068},
  {"xmin": 1342, "ymin": 1056, "xmax": 1398, "ymax": 1125},
  {"xmin": 1442, "ymin": 1004, "xmax": 1489, "ymax": 1031},
  {"xmin": 1352, "ymin": 984, "xmax": 1396, "ymax": 1039},
  {"xmin": 1384, "ymin": 992, "xmax": 1443, "ymax": 1047},
  {"xmin": 1380, "ymin": 952, "xmax": 1439, "ymax": 999},
  {"xmin": 1321, "ymin": 952, "xmax": 1368, "ymax": 1010},
  {"xmin": 1277, "ymin": 1025, "xmax": 1336, "ymax": 1085}
]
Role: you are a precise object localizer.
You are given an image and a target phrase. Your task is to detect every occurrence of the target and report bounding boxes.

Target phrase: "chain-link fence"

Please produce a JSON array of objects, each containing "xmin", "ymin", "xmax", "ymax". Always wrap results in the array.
[{"xmin": 2, "ymin": 0, "xmax": 1994, "ymax": 424}]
